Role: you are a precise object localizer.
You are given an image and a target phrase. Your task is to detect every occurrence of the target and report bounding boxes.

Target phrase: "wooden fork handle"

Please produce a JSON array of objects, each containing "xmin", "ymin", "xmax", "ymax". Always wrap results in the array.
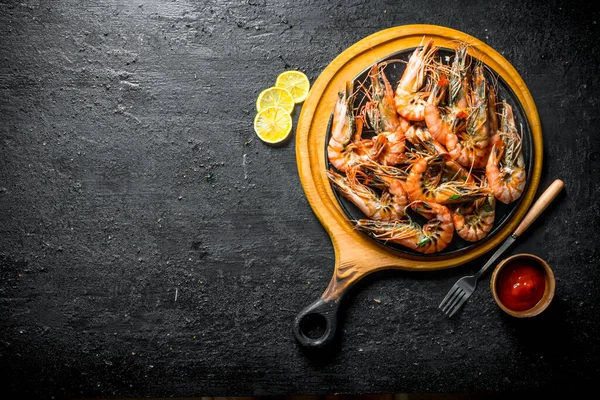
[{"xmin": 514, "ymin": 179, "xmax": 564, "ymax": 237}]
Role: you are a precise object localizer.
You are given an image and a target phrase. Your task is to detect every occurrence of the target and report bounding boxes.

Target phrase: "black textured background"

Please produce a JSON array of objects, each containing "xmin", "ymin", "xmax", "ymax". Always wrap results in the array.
[{"xmin": 1, "ymin": 0, "xmax": 599, "ymax": 398}]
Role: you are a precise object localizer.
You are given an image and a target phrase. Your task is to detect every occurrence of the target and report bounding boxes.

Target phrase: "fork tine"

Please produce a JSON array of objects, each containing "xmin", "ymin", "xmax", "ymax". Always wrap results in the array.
[
  {"xmin": 441, "ymin": 288, "xmax": 463, "ymax": 313},
  {"xmin": 446, "ymin": 291, "xmax": 467, "ymax": 315},
  {"xmin": 438, "ymin": 285, "xmax": 459, "ymax": 309},
  {"xmin": 442, "ymin": 289, "xmax": 464, "ymax": 314},
  {"xmin": 448, "ymin": 292, "xmax": 471, "ymax": 317},
  {"xmin": 442, "ymin": 288, "xmax": 461, "ymax": 314}
]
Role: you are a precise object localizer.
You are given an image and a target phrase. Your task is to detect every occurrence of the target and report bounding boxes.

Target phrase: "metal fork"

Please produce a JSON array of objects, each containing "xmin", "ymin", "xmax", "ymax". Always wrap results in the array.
[{"xmin": 439, "ymin": 179, "xmax": 564, "ymax": 317}]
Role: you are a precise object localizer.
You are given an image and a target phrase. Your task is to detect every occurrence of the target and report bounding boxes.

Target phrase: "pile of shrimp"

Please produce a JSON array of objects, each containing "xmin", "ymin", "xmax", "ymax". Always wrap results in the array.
[{"xmin": 327, "ymin": 38, "xmax": 526, "ymax": 254}]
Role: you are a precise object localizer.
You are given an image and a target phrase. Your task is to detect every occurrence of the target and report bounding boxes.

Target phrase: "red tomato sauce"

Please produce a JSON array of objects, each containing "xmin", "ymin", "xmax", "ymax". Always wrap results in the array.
[{"xmin": 497, "ymin": 262, "xmax": 546, "ymax": 311}]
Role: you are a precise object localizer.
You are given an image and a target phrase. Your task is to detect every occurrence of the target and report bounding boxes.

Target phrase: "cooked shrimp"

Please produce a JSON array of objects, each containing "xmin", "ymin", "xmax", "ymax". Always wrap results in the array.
[
  {"xmin": 486, "ymin": 77, "xmax": 499, "ymax": 136},
  {"xmin": 452, "ymin": 190, "xmax": 496, "ymax": 242},
  {"xmin": 466, "ymin": 61, "xmax": 491, "ymax": 149},
  {"xmin": 363, "ymin": 63, "xmax": 411, "ymax": 165},
  {"xmin": 405, "ymin": 125, "xmax": 449, "ymax": 157},
  {"xmin": 439, "ymin": 44, "xmax": 470, "ymax": 147},
  {"xmin": 394, "ymin": 38, "xmax": 437, "ymax": 121},
  {"xmin": 424, "ymin": 70, "xmax": 453, "ymax": 147},
  {"xmin": 364, "ymin": 63, "xmax": 401, "ymax": 134},
  {"xmin": 376, "ymin": 128, "xmax": 409, "ymax": 166},
  {"xmin": 327, "ymin": 82, "xmax": 373, "ymax": 172},
  {"xmin": 447, "ymin": 44, "xmax": 471, "ymax": 122},
  {"xmin": 447, "ymin": 135, "xmax": 490, "ymax": 169},
  {"xmin": 327, "ymin": 169, "xmax": 406, "ymax": 221},
  {"xmin": 440, "ymin": 154, "xmax": 476, "ymax": 186},
  {"xmin": 405, "ymin": 154, "xmax": 490, "ymax": 204},
  {"xmin": 445, "ymin": 59, "xmax": 491, "ymax": 168},
  {"xmin": 360, "ymin": 161, "xmax": 409, "ymax": 207},
  {"xmin": 486, "ymin": 101, "xmax": 526, "ymax": 204},
  {"xmin": 355, "ymin": 200, "xmax": 454, "ymax": 254}
]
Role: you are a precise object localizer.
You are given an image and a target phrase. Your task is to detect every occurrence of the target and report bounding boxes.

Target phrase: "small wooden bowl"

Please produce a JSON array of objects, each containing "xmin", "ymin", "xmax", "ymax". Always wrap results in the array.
[{"xmin": 490, "ymin": 253, "xmax": 555, "ymax": 318}]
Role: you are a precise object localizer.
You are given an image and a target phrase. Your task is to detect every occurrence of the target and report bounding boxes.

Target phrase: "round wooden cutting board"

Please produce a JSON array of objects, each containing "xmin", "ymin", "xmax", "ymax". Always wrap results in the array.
[{"xmin": 292, "ymin": 25, "xmax": 543, "ymax": 347}]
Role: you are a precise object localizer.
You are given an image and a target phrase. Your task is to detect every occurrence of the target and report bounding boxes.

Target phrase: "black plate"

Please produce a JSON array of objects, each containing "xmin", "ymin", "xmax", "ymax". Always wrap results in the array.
[{"xmin": 325, "ymin": 47, "xmax": 533, "ymax": 256}]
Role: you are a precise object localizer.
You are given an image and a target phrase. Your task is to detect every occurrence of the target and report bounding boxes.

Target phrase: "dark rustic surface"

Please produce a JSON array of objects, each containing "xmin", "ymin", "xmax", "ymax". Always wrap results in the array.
[{"xmin": 1, "ymin": 0, "xmax": 599, "ymax": 398}]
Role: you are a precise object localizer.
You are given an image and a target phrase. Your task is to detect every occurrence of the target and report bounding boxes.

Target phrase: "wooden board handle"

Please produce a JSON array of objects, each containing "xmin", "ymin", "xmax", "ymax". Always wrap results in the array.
[
  {"xmin": 292, "ymin": 297, "xmax": 340, "ymax": 348},
  {"xmin": 513, "ymin": 179, "xmax": 564, "ymax": 237}
]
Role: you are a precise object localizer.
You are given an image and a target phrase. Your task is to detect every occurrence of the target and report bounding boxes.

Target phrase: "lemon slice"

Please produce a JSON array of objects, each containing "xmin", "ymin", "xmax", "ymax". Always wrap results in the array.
[
  {"xmin": 275, "ymin": 70, "xmax": 310, "ymax": 104},
  {"xmin": 256, "ymin": 86, "xmax": 295, "ymax": 113},
  {"xmin": 253, "ymin": 106, "xmax": 293, "ymax": 144}
]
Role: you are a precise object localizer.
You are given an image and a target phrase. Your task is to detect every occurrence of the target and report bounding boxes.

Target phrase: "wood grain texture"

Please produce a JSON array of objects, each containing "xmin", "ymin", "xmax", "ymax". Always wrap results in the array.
[{"xmin": 0, "ymin": 0, "xmax": 599, "ymax": 398}]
